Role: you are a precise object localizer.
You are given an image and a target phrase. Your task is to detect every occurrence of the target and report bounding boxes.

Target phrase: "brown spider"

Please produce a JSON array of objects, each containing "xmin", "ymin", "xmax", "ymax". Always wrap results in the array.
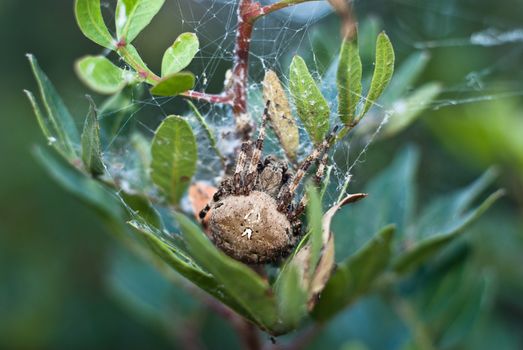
[{"xmin": 199, "ymin": 101, "xmax": 336, "ymax": 264}]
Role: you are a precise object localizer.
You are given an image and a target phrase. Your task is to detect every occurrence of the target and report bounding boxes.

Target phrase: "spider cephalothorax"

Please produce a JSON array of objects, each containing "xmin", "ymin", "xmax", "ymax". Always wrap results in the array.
[{"xmin": 199, "ymin": 101, "xmax": 336, "ymax": 264}]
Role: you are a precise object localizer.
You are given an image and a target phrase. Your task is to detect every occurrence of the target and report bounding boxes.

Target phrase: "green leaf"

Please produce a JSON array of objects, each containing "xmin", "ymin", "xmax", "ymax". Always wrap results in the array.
[
  {"xmin": 263, "ymin": 70, "xmax": 300, "ymax": 160},
  {"xmin": 381, "ymin": 82, "xmax": 441, "ymax": 137},
  {"xmin": 34, "ymin": 146, "xmax": 122, "ymax": 220},
  {"xmin": 307, "ymin": 185, "xmax": 324, "ymax": 275},
  {"xmin": 81, "ymin": 97, "xmax": 105, "ymax": 176},
  {"xmin": 289, "ymin": 55, "xmax": 330, "ymax": 144},
  {"xmin": 161, "ymin": 32, "xmax": 199, "ymax": 77},
  {"xmin": 75, "ymin": 0, "xmax": 115, "ymax": 49},
  {"xmin": 174, "ymin": 213, "xmax": 279, "ymax": 333},
  {"xmin": 115, "ymin": 0, "xmax": 166, "ymax": 43},
  {"xmin": 337, "ymin": 35, "xmax": 362, "ymax": 125},
  {"xmin": 27, "ymin": 54, "xmax": 80, "ymax": 158},
  {"xmin": 312, "ymin": 225, "xmax": 395, "ymax": 322},
  {"xmin": 24, "ymin": 90, "xmax": 56, "ymax": 149},
  {"xmin": 360, "ymin": 32, "xmax": 395, "ymax": 119},
  {"xmin": 107, "ymin": 249, "xmax": 199, "ymax": 328},
  {"xmin": 150, "ymin": 116, "xmax": 197, "ymax": 204},
  {"xmin": 150, "ymin": 72, "xmax": 195, "ymax": 96},
  {"xmin": 414, "ymin": 168, "xmax": 498, "ymax": 239},
  {"xmin": 274, "ymin": 264, "xmax": 308, "ymax": 331},
  {"xmin": 75, "ymin": 56, "xmax": 130, "ymax": 94},
  {"xmin": 394, "ymin": 183, "xmax": 504, "ymax": 274}
]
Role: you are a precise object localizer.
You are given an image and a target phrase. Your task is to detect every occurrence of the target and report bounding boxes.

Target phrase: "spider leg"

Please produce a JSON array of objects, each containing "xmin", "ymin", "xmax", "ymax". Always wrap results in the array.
[
  {"xmin": 233, "ymin": 141, "xmax": 251, "ymax": 195},
  {"xmin": 198, "ymin": 180, "xmax": 231, "ymax": 220},
  {"xmin": 314, "ymin": 152, "xmax": 329, "ymax": 186},
  {"xmin": 277, "ymin": 126, "xmax": 338, "ymax": 210},
  {"xmin": 288, "ymin": 154, "xmax": 328, "ymax": 221},
  {"xmin": 244, "ymin": 100, "xmax": 270, "ymax": 193}
]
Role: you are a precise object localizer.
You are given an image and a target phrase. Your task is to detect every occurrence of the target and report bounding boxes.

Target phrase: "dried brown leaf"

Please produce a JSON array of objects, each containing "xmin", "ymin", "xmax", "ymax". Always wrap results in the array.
[
  {"xmin": 262, "ymin": 70, "xmax": 299, "ymax": 160},
  {"xmin": 307, "ymin": 193, "xmax": 367, "ymax": 309}
]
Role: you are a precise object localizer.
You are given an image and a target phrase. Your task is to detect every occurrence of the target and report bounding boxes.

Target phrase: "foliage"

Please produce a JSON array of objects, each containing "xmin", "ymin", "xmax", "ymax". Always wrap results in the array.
[{"xmin": 23, "ymin": 0, "xmax": 505, "ymax": 347}]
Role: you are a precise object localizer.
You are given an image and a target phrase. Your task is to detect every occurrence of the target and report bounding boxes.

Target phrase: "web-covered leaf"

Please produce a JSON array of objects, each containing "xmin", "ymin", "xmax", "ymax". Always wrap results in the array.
[
  {"xmin": 337, "ymin": 34, "xmax": 362, "ymax": 125},
  {"xmin": 150, "ymin": 116, "xmax": 198, "ymax": 205},
  {"xmin": 161, "ymin": 32, "xmax": 199, "ymax": 77},
  {"xmin": 75, "ymin": 56, "xmax": 130, "ymax": 94},
  {"xmin": 359, "ymin": 32, "xmax": 395, "ymax": 119},
  {"xmin": 289, "ymin": 55, "xmax": 330, "ymax": 144},
  {"xmin": 81, "ymin": 97, "xmax": 105, "ymax": 176},
  {"xmin": 150, "ymin": 72, "xmax": 195, "ymax": 96}
]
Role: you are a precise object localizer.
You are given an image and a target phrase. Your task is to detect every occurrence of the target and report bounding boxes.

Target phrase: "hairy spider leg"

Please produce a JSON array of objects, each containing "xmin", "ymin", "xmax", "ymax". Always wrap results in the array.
[
  {"xmin": 288, "ymin": 153, "xmax": 328, "ymax": 221},
  {"xmin": 233, "ymin": 141, "xmax": 252, "ymax": 195},
  {"xmin": 198, "ymin": 179, "xmax": 232, "ymax": 220},
  {"xmin": 314, "ymin": 152, "xmax": 329, "ymax": 186},
  {"xmin": 277, "ymin": 127, "xmax": 338, "ymax": 211},
  {"xmin": 244, "ymin": 100, "xmax": 270, "ymax": 192}
]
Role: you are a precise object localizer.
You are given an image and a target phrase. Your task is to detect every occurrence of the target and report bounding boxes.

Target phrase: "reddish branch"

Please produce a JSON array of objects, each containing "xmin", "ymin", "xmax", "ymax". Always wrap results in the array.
[{"xmin": 182, "ymin": 0, "xmax": 319, "ymax": 139}]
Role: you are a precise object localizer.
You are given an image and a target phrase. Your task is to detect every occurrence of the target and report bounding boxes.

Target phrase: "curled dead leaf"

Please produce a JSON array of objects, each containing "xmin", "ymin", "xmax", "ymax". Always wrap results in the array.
[
  {"xmin": 308, "ymin": 193, "xmax": 367, "ymax": 310},
  {"xmin": 262, "ymin": 70, "xmax": 299, "ymax": 161}
]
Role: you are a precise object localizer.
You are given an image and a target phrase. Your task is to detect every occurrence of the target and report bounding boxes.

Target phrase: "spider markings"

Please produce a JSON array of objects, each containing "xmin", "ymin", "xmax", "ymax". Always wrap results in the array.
[{"xmin": 198, "ymin": 101, "xmax": 338, "ymax": 264}]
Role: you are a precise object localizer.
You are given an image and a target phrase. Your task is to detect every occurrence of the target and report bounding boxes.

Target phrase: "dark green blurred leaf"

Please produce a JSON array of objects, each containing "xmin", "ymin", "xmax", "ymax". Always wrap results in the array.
[
  {"xmin": 115, "ymin": 0, "xmax": 166, "ymax": 44},
  {"xmin": 336, "ymin": 147, "xmax": 418, "ymax": 260},
  {"xmin": 98, "ymin": 85, "xmax": 141, "ymax": 143},
  {"xmin": 312, "ymin": 225, "xmax": 395, "ymax": 322},
  {"xmin": 337, "ymin": 35, "xmax": 362, "ymax": 125},
  {"xmin": 415, "ymin": 168, "xmax": 498, "ymax": 238},
  {"xmin": 75, "ymin": 0, "xmax": 114, "ymax": 49},
  {"xmin": 394, "ymin": 189, "xmax": 504, "ymax": 274},
  {"xmin": 274, "ymin": 264, "xmax": 308, "ymax": 331},
  {"xmin": 174, "ymin": 213, "xmax": 279, "ymax": 334},
  {"xmin": 75, "ymin": 56, "xmax": 129, "ymax": 94},
  {"xmin": 107, "ymin": 248, "xmax": 198, "ymax": 330},
  {"xmin": 150, "ymin": 116, "xmax": 197, "ymax": 204},
  {"xmin": 381, "ymin": 82, "xmax": 441, "ymax": 137},
  {"xmin": 150, "ymin": 72, "xmax": 195, "ymax": 96},
  {"xmin": 27, "ymin": 54, "xmax": 80, "ymax": 158},
  {"xmin": 34, "ymin": 146, "xmax": 122, "ymax": 220},
  {"xmin": 380, "ymin": 51, "xmax": 430, "ymax": 106},
  {"xmin": 289, "ymin": 55, "xmax": 330, "ymax": 144},
  {"xmin": 357, "ymin": 17, "xmax": 381, "ymax": 61},
  {"xmin": 81, "ymin": 97, "xmax": 105, "ymax": 176},
  {"xmin": 360, "ymin": 32, "xmax": 395, "ymax": 118},
  {"xmin": 161, "ymin": 32, "xmax": 199, "ymax": 77}
]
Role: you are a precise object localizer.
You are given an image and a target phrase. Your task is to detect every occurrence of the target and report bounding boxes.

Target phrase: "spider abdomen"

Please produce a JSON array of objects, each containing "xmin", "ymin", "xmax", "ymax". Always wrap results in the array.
[{"xmin": 209, "ymin": 191, "xmax": 294, "ymax": 264}]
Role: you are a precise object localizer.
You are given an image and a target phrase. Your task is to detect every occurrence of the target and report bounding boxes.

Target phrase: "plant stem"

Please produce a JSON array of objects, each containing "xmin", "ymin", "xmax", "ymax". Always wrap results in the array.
[
  {"xmin": 258, "ymin": 0, "xmax": 320, "ymax": 19},
  {"xmin": 182, "ymin": 90, "xmax": 234, "ymax": 105},
  {"xmin": 227, "ymin": 0, "xmax": 321, "ymax": 139},
  {"xmin": 392, "ymin": 295, "xmax": 435, "ymax": 350}
]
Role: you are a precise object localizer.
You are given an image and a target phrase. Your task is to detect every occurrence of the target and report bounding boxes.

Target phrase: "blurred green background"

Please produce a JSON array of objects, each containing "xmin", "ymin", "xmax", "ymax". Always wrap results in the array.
[{"xmin": 1, "ymin": 0, "xmax": 522, "ymax": 349}]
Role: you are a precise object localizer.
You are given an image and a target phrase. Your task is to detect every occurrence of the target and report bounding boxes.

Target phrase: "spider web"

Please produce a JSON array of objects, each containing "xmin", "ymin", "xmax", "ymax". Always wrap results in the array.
[{"xmin": 96, "ymin": 0, "xmax": 523, "ymax": 210}]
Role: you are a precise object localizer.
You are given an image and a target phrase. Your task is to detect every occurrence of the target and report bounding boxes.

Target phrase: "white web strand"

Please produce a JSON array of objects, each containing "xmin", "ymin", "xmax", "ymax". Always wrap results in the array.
[{"xmin": 95, "ymin": 0, "xmax": 523, "ymax": 199}]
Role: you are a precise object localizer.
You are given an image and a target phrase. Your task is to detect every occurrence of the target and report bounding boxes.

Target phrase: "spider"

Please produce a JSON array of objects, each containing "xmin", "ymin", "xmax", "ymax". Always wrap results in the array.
[{"xmin": 199, "ymin": 101, "xmax": 337, "ymax": 264}]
